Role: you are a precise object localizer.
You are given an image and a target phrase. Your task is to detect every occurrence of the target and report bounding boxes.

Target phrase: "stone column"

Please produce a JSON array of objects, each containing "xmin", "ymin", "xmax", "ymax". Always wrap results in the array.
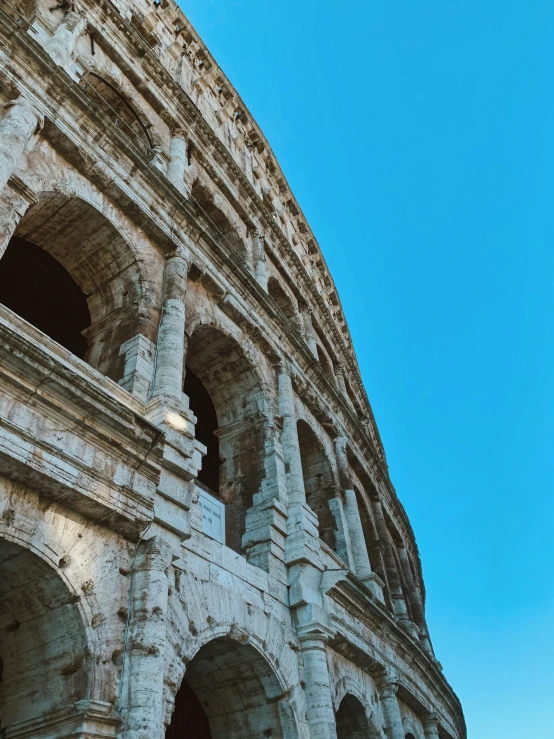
[
  {"xmin": 253, "ymin": 228, "xmax": 268, "ymax": 289},
  {"xmin": 370, "ymin": 494, "xmax": 410, "ymax": 621},
  {"xmin": 334, "ymin": 437, "xmax": 371, "ymax": 578},
  {"xmin": 375, "ymin": 674, "xmax": 405, "ymax": 739},
  {"xmin": 121, "ymin": 537, "xmax": 172, "ymax": 739},
  {"xmin": 297, "ymin": 627, "xmax": 338, "ymax": 739},
  {"xmin": 151, "ymin": 249, "xmax": 189, "ymax": 404},
  {"xmin": 0, "ymin": 99, "xmax": 42, "ymax": 196},
  {"xmin": 302, "ymin": 306, "xmax": 318, "ymax": 357},
  {"xmin": 423, "ymin": 713, "xmax": 441, "ymax": 739},
  {"xmin": 167, "ymin": 129, "xmax": 188, "ymax": 193},
  {"xmin": 277, "ymin": 363, "xmax": 306, "ymax": 507},
  {"xmin": 43, "ymin": 10, "xmax": 86, "ymax": 69}
]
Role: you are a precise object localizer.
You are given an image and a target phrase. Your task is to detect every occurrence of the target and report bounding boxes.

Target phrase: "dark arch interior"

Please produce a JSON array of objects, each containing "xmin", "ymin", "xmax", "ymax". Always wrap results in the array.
[
  {"xmin": 0, "ymin": 237, "xmax": 90, "ymax": 359},
  {"xmin": 166, "ymin": 638, "xmax": 286, "ymax": 739},
  {"xmin": 297, "ymin": 419, "xmax": 337, "ymax": 551},
  {"xmin": 0, "ymin": 539, "xmax": 89, "ymax": 731},
  {"xmin": 166, "ymin": 679, "xmax": 212, "ymax": 739},
  {"xmin": 336, "ymin": 694, "xmax": 370, "ymax": 739},
  {"xmin": 406, "ymin": 734, "xmax": 417, "ymax": 739},
  {"xmin": 316, "ymin": 344, "xmax": 334, "ymax": 379},
  {"xmin": 184, "ymin": 366, "xmax": 220, "ymax": 493}
]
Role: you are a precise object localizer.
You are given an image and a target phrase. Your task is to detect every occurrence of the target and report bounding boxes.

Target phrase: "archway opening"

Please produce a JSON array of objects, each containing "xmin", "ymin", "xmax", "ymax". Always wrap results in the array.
[
  {"xmin": 166, "ymin": 637, "xmax": 290, "ymax": 739},
  {"xmin": 268, "ymin": 276, "xmax": 296, "ymax": 319},
  {"xmin": 80, "ymin": 71, "xmax": 153, "ymax": 154},
  {"xmin": 191, "ymin": 182, "xmax": 247, "ymax": 259},
  {"xmin": 316, "ymin": 344, "xmax": 334, "ymax": 380},
  {"xmin": 0, "ymin": 237, "xmax": 90, "ymax": 358},
  {"xmin": 184, "ymin": 366, "xmax": 220, "ymax": 493},
  {"xmin": 336, "ymin": 694, "xmax": 370, "ymax": 739},
  {"xmin": 297, "ymin": 419, "xmax": 337, "ymax": 551},
  {"xmin": 1, "ymin": 192, "xmax": 152, "ymax": 381},
  {"xmin": 185, "ymin": 326, "xmax": 266, "ymax": 553},
  {"xmin": 0, "ymin": 539, "xmax": 89, "ymax": 733}
]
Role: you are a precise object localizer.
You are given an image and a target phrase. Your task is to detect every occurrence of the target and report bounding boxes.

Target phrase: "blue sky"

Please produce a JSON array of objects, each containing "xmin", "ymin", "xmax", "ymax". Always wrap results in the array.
[{"xmin": 180, "ymin": 2, "xmax": 554, "ymax": 736}]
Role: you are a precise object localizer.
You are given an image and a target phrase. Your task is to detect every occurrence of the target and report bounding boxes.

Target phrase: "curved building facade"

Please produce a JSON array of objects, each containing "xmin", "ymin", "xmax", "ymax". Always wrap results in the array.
[{"xmin": 0, "ymin": 1, "xmax": 465, "ymax": 738}]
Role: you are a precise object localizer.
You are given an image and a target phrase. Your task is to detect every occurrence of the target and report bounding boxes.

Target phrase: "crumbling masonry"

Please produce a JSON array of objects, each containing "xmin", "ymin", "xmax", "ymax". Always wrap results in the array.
[{"xmin": 0, "ymin": 1, "xmax": 465, "ymax": 738}]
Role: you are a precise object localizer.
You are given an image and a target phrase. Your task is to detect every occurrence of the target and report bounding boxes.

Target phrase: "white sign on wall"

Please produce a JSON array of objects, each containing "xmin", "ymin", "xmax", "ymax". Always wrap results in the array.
[{"xmin": 198, "ymin": 488, "xmax": 225, "ymax": 544}]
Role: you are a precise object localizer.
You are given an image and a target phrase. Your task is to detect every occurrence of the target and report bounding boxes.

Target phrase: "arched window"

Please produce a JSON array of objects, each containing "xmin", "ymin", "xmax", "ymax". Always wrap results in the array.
[
  {"xmin": 267, "ymin": 276, "xmax": 296, "ymax": 319},
  {"xmin": 0, "ymin": 540, "xmax": 89, "ymax": 729},
  {"xmin": 0, "ymin": 192, "xmax": 149, "ymax": 382},
  {"xmin": 336, "ymin": 694, "xmax": 370, "ymax": 739},
  {"xmin": 191, "ymin": 182, "xmax": 247, "ymax": 259},
  {"xmin": 0, "ymin": 237, "xmax": 90, "ymax": 358},
  {"xmin": 79, "ymin": 72, "xmax": 153, "ymax": 154},
  {"xmin": 185, "ymin": 326, "xmax": 265, "ymax": 554},
  {"xmin": 316, "ymin": 344, "xmax": 334, "ymax": 379},
  {"xmin": 167, "ymin": 638, "xmax": 293, "ymax": 739},
  {"xmin": 297, "ymin": 419, "xmax": 337, "ymax": 551},
  {"xmin": 184, "ymin": 366, "xmax": 219, "ymax": 493}
]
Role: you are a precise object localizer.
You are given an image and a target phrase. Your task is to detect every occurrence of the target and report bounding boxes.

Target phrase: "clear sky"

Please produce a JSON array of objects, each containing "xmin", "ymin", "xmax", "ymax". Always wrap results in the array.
[{"xmin": 179, "ymin": 2, "xmax": 554, "ymax": 736}]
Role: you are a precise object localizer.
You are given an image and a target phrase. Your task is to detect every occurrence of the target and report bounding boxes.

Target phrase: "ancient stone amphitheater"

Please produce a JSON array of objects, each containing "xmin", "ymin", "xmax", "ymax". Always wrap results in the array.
[{"xmin": 0, "ymin": 1, "xmax": 465, "ymax": 738}]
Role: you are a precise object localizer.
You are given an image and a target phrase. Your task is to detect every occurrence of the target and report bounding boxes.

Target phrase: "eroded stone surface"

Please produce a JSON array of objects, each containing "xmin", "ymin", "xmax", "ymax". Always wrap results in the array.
[{"xmin": 0, "ymin": 2, "xmax": 465, "ymax": 738}]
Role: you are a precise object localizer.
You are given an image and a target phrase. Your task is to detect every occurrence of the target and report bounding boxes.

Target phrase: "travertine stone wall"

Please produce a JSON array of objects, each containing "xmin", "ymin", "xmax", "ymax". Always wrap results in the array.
[{"xmin": 0, "ymin": 1, "xmax": 465, "ymax": 738}]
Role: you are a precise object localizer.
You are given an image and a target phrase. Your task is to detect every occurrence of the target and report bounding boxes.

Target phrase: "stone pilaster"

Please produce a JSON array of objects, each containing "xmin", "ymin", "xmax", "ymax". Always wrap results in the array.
[
  {"xmin": 43, "ymin": 10, "xmax": 86, "ymax": 69},
  {"xmin": 253, "ymin": 228, "xmax": 268, "ymax": 289},
  {"xmin": 302, "ymin": 306, "xmax": 318, "ymax": 358},
  {"xmin": 375, "ymin": 674, "xmax": 405, "ymax": 739},
  {"xmin": 0, "ymin": 98, "xmax": 42, "ymax": 196},
  {"xmin": 151, "ymin": 249, "xmax": 189, "ymax": 406},
  {"xmin": 277, "ymin": 363, "xmax": 305, "ymax": 507},
  {"xmin": 333, "ymin": 437, "xmax": 385, "ymax": 597},
  {"xmin": 397, "ymin": 542, "xmax": 433, "ymax": 653},
  {"xmin": 120, "ymin": 536, "xmax": 172, "ymax": 739},
  {"xmin": 370, "ymin": 494, "xmax": 410, "ymax": 621},
  {"xmin": 423, "ymin": 713, "xmax": 441, "ymax": 739},
  {"xmin": 297, "ymin": 625, "xmax": 338, "ymax": 739},
  {"xmin": 0, "ymin": 175, "xmax": 37, "ymax": 259},
  {"xmin": 167, "ymin": 129, "xmax": 188, "ymax": 194},
  {"xmin": 334, "ymin": 366, "xmax": 351, "ymax": 405}
]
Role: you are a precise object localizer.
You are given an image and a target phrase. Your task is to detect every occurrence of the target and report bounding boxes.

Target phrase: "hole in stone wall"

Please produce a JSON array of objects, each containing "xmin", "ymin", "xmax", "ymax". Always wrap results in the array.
[
  {"xmin": 184, "ymin": 366, "xmax": 220, "ymax": 493},
  {"xmin": 0, "ymin": 237, "xmax": 91, "ymax": 359}
]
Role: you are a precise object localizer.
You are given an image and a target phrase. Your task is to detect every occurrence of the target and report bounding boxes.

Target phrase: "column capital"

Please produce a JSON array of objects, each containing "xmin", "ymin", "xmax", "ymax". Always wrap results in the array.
[
  {"xmin": 374, "ymin": 671, "xmax": 400, "ymax": 699},
  {"xmin": 423, "ymin": 712, "xmax": 441, "ymax": 734},
  {"xmin": 297, "ymin": 622, "xmax": 334, "ymax": 649},
  {"xmin": 4, "ymin": 97, "xmax": 44, "ymax": 133}
]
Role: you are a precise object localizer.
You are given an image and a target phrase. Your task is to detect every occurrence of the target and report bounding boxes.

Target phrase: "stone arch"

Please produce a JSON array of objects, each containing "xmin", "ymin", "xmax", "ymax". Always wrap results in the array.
[
  {"xmin": 403, "ymin": 718, "xmax": 424, "ymax": 739},
  {"xmin": 78, "ymin": 63, "xmax": 163, "ymax": 155},
  {"xmin": 268, "ymin": 275, "xmax": 297, "ymax": 319},
  {"xmin": 296, "ymin": 418, "xmax": 338, "ymax": 551},
  {"xmin": 336, "ymin": 694, "xmax": 372, "ymax": 739},
  {"xmin": 1, "ymin": 188, "xmax": 157, "ymax": 382},
  {"xmin": 191, "ymin": 180, "xmax": 248, "ymax": 259},
  {"xmin": 185, "ymin": 323, "xmax": 270, "ymax": 553},
  {"xmin": 0, "ymin": 535, "xmax": 93, "ymax": 734},
  {"xmin": 166, "ymin": 633, "xmax": 301, "ymax": 739}
]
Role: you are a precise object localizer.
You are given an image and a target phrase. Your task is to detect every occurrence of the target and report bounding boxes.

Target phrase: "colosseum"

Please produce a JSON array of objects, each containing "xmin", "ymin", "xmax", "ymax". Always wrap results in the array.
[{"xmin": 0, "ymin": 1, "xmax": 465, "ymax": 738}]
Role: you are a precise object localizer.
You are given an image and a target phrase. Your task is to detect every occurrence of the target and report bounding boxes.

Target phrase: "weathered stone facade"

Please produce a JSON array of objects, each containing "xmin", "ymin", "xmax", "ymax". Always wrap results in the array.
[{"xmin": 0, "ymin": 1, "xmax": 465, "ymax": 737}]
